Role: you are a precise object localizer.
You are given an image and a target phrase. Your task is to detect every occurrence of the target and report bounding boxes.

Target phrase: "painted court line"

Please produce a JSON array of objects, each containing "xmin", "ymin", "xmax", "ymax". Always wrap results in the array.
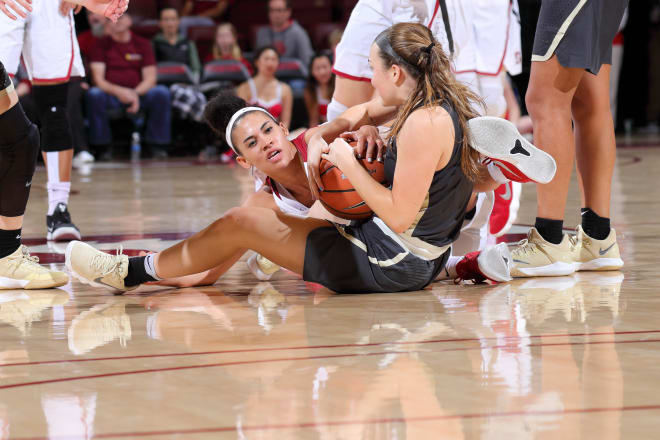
[
  {"xmin": 2, "ymin": 338, "xmax": 659, "ymax": 391},
  {"xmin": 2, "ymin": 328, "xmax": 659, "ymax": 368},
  {"xmin": 12, "ymin": 404, "xmax": 660, "ymax": 439}
]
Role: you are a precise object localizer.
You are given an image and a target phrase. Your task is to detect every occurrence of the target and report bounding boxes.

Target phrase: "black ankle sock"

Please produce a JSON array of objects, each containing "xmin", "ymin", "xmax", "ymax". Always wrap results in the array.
[
  {"xmin": 124, "ymin": 256, "xmax": 157, "ymax": 287},
  {"xmin": 0, "ymin": 228, "xmax": 21, "ymax": 259},
  {"xmin": 581, "ymin": 208, "xmax": 610, "ymax": 240},
  {"xmin": 0, "ymin": 104, "xmax": 31, "ymax": 145},
  {"xmin": 534, "ymin": 217, "xmax": 564, "ymax": 244},
  {"xmin": 464, "ymin": 206, "xmax": 477, "ymax": 221}
]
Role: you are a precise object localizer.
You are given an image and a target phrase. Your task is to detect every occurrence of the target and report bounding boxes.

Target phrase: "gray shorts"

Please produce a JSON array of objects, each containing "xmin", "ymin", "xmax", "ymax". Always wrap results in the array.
[{"xmin": 532, "ymin": 0, "xmax": 628, "ymax": 74}]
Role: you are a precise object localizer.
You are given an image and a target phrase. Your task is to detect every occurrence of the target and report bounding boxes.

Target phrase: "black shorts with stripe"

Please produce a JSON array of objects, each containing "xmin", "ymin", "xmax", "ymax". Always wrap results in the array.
[
  {"xmin": 532, "ymin": 0, "xmax": 628, "ymax": 74},
  {"xmin": 302, "ymin": 219, "xmax": 449, "ymax": 294}
]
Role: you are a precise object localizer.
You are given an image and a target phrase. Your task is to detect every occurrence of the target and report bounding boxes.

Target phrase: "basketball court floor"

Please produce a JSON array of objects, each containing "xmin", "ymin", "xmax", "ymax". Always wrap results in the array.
[{"xmin": 1, "ymin": 136, "xmax": 660, "ymax": 439}]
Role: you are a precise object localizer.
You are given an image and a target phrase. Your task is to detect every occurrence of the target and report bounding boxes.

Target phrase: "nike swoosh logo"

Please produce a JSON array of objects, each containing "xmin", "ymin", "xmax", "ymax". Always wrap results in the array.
[
  {"xmin": 25, "ymin": 181, "xmax": 31, "ymax": 187},
  {"xmin": 510, "ymin": 139, "xmax": 531, "ymax": 156},
  {"xmin": 500, "ymin": 184, "xmax": 512, "ymax": 201},
  {"xmin": 599, "ymin": 243, "xmax": 616, "ymax": 256},
  {"xmin": 94, "ymin": 277, "xmax": 119, "ymax": 289},
  {"xmin": 512, "ymin": 258, "xmax": 529, "ymax": 265}
]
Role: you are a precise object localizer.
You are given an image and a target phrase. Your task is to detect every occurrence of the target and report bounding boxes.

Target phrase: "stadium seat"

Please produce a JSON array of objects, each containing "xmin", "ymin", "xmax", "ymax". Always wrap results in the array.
[
  {"xmin": 200, "ymin": 60, "xmax": 251, "ymax": 93},
  {"xmin": 132, "ymin": 23, "xmax": 160, "ymax": 40},
  {"xmin": 127, "ymin": 0, "xmax": 158, "ymax": 22},
  {"xmin": 187, "ymin": 25, "xmax": 216, "ymax": 63},
  {"xmin": 276, "ymin": 58, "xmax": 307, "ymax": 81},
  {"xmin": 157, "ymin": 62, "xmax": 196, "ymax": 86},
  {"xmin": 313, "ymin": 22, "xmax": 344, "ymax": 50}
]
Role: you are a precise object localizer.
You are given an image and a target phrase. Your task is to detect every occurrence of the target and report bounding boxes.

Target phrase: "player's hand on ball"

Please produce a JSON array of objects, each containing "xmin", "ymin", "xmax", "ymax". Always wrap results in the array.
[
  {"xmin": 340, "ymin": 125, "xmax": 385, "ymax": 163},
  {"xmin": 307, "ymin": 134, "xmax": 328, "ymax": 198},
  {"xmin": 0, "ymin": 0, "xmax": 32, "ymax": 19},
  {"xmin": 322, "ymin": 138, "xmax": 358, "ymax": 171}
]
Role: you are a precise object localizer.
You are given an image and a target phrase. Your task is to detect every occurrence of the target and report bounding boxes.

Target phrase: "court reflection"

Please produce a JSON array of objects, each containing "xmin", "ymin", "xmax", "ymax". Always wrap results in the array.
[{"xmin": 0, "ymin": 272, "xmax": 625, "ymax": 438}]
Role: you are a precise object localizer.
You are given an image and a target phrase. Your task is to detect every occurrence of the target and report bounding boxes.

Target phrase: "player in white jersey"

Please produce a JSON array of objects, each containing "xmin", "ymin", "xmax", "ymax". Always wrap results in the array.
[{"xmin": 0, "ymin": 0, "xmax": 128, "ymax": 242}]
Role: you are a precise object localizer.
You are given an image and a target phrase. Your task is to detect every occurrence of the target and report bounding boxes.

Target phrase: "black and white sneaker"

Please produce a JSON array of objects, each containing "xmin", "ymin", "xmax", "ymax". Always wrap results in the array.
[{"xmin": 47, "ymin": 203, "xmax": 81, "ymax": 242}]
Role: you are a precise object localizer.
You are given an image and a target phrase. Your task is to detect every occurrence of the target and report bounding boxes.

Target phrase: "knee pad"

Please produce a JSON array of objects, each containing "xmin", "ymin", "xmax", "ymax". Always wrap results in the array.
[
  {"xmin": 32, "ymin": 83, "xmax": 73, "ymax": 152},
  {"xmin": 0, "ymin": 123, "xmax": 39, "ymax": 217}
]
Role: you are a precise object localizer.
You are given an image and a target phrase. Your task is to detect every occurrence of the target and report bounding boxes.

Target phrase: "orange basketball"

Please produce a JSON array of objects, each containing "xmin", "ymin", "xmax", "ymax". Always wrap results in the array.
[{"xmin": 319, "ymin": 141, "xmax": 387, "ymax": 220}]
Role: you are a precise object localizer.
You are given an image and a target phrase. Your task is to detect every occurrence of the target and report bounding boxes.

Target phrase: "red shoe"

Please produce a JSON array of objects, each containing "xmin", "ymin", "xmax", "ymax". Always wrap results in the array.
[
  {"xmin": 468, "ymin": 116, "xmax": 556, "ymax": 184},
  {"xmin": 489, "ymin": 181, "xmax": 521, "ymax": 237},
  {"xmin": 455, "ymin": 243, "xmax": 512, "ymax": 283}
]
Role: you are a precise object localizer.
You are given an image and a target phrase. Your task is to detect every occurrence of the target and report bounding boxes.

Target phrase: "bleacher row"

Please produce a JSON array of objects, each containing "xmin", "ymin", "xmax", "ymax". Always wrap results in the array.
[{"xmin": 129, "ymin": 0, "xmax": 358, "ymax": 62}]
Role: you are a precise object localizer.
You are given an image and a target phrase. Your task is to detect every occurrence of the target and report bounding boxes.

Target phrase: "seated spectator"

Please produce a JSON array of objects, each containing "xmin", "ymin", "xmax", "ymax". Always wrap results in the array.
[
  {"xmin": 179, "ymin": 0, "xmax": 231, "ymax": 37},
  {"xmin": 77, "ymin": 11, "xmax": 107, "ymax": 59},
  {"xmin": 303, "ymin": 53, "xmax": 334, "ymax": 127},
  {"xmin": 205, "ymin": 23, "xmax": 252, "ymax": 75},
  {"xmin": 86, "ymin": 14, "xmax": 171, "ymax": 158},
  {"xmin": 255, "ymin": 0, "xmax": 313, "ymax": 68},
  {"xmin": 153, "ymin": 7, "xmax": 202, "ymax": 78},
  {"xmin": 236, "ymin": 46, "xmax": 292, "ymax": 129}
]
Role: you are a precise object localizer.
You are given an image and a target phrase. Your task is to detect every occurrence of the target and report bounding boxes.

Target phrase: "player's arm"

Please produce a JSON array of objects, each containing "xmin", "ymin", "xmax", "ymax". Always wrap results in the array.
[
  {"xmin": 322, "ymin": 108, "xmax": 453, "ymax": 233},
  {"xmin": 305, "ymin": 95, "xmax": 396, "ymax": 198},
  {"xmin": 135, "ymin": 65, "xmax": 157, "ymax": 96}
]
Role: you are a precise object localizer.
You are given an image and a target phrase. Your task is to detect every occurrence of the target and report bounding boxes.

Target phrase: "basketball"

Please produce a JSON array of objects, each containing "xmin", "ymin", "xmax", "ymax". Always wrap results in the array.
[{"xmin": 318, "ymin": 141, "xmax": 387, "ymax": 220}]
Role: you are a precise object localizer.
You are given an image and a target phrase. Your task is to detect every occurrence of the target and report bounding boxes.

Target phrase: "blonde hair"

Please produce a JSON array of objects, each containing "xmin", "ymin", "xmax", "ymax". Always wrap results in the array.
[
  {"xmin": 213, "ymin": 23, "xmax": 242, "ymax": 61},
  {"xmin": 375, "ymin": 23, "xmax": 483, "ymax": 180}
]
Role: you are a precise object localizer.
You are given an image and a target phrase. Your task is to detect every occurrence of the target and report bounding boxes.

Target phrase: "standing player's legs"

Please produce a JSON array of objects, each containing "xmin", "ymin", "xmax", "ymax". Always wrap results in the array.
[
  {"xmin": 24, "ymin": 5, "xmax": 84, "ymax": 241},
  {"xmin": 328, "ymin": 77, "xmax": 374, "ymax": 121},
  {"xmin": 0, "ymin": 62, "xmax": 68, "ymax": 288}
]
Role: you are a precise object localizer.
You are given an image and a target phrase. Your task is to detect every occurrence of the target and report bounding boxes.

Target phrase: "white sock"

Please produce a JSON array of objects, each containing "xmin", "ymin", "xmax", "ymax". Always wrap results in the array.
[
  {"xmin": 326, "ymin": 99, "xmax": 348, "ymax": 122},
  {"xmin": 487, "ymin": 161, "xmax": 509, "ymax": 185},
  {"xmin": 144, "ymin": 253, "xmax": 162, "ymax": 280},
  {"xmin": 47, "ymin": 182, "xmax": 71, "ymax": 215},
  {"xmin": 436, "ymin": 256, "xmax": 462, "ymax": 280}
]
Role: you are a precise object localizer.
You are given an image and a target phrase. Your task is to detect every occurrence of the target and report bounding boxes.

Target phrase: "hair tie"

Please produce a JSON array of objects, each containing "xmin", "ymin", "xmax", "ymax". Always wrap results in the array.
[{"xmin": 422, "ymin": 42, "xmax": 435, "ymax": 55}]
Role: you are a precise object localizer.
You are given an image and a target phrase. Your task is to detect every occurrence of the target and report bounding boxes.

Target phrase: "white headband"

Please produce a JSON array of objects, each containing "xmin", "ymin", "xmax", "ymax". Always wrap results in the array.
[{"xmin": 225, "ymin": 107, "xmax": 273, "ymax": 154}]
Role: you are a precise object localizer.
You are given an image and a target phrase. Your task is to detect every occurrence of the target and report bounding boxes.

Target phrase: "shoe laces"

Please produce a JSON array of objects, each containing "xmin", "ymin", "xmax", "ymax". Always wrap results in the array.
[
  {"xmin": 7, "ymin": 245, "xmax": 43, "ymax": 269},
  {"xmin": 512, "ymin": 237, "xmax": 537, "ymax": 257},
  {"xmin": 90, "ymin": 245, "xmax": 125, "ymax": 278}
]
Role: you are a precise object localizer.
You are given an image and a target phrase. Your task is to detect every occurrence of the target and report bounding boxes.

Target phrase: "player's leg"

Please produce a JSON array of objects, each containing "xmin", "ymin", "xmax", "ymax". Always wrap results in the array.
[
  {"xmin": 572, "ymin": 64, "xmax": 623, "ymax": 270},
  {"xmin": 66, "ymin": 208, "xmax": 329, "ymax": 291},
  {"xmin": 328, "ymin": 77, "xmax": 374, "ymax": 121},
  {"xmin": 0, "ymin": 62, "xmax": 69, "ymax": 288}
]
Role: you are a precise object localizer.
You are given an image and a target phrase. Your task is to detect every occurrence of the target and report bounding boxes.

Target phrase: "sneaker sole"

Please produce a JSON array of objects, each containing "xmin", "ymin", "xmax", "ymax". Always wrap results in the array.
[
  {"xmin": 577, "ymin": 258, "xmax": 624, "ymax": 271},
  {"xmin": 468, "ymin": 116, "xmax": 557, "ymax": 184},
  {"xmin": 48, "ymin": 227, "xmax": 82, "ymax": 242},
  {"xmin": 491, "ymin": 182, "xmax": 522, "ymax": 237},
  {"xmin": 478, "ymin": 243, "xmax": 512, "ymax": 282},
  {"xmin": 512, "ymin": 261, "xmax": 576, "ymax": 277},
  {"xmin": 64, "ymin": 241, "xmax": 124, "ymax": 292},
  {"xmin": 0, "ymin": 275, "xmax": 67, "ymax": 290}
]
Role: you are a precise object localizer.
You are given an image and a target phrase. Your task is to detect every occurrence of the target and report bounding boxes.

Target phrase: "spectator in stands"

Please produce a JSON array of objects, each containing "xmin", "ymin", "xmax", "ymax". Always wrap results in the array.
[
  {"xmin": 78, "ymin": 12, "xmax": 107, "ymax": 60},
  {"xmin": 153, "ymin": 7, "xmax": 202, "ymax": 78},
  {"xmin": 304, "ymin": 52, "xmax": 334, "ymax": 127},
  {"xmin": 86, "ymin": 13, "xmax": 171, "ymax": 158},
  {"xmin": 179, "ymin": 0, "xmax": 231, "ymax": 37},
  {"xmin": 205, "ymin": 23, "xmax": 252, "ymax": 74},
  {"xmin": 236, "ymin": 46, "xmax": 292, "ymax": 129},
  {"xmin": 255, "ymin": 0, "xmax": 313, "ymax": 67}
]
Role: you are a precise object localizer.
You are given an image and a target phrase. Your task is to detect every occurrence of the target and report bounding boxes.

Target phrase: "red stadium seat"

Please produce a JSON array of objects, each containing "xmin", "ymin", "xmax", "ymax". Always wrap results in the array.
[
  {"xmin": 276, "ymin": 58, "xmax": 307, "ymax": 81},
  {"xmin": 157, "ymin": 62, "xmax": 195, "ymax": 86},
  {"xmin": 187, "ymin": 25, "xmax": 216, "ymax": 63},
  {"xmin": 201, "ymin": 59, "xmax": 251, "ymax": 92},
  {"xmin": 132, "ymin": 23, "xmax": 160, "ymax": 40}
]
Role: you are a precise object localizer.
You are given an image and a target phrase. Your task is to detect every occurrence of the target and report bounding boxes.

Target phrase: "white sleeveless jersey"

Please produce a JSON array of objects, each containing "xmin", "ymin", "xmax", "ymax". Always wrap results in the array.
[{"xmin": 252, "ymin": 166, "xmax": 310, "ymax": 218}]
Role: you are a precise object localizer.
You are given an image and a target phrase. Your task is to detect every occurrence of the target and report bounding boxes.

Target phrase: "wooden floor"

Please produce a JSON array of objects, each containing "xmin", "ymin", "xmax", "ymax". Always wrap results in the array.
[{"xmin": 1, "ymin": 141, "xmax": 659, "ymax": 439}]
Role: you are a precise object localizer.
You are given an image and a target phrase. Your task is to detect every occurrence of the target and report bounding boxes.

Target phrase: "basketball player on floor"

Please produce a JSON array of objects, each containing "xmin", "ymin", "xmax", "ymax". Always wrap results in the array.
[
  {"xmin": 509, "ymin": 0, "xmax": 628, "ymax": 277},
  {"xmin": 0, "ymin": 0, "xmax": 128, "ymax": 242},
  {"xmin": 66, "ymin": 22, "xmax": 557, "ymax": 293}
]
